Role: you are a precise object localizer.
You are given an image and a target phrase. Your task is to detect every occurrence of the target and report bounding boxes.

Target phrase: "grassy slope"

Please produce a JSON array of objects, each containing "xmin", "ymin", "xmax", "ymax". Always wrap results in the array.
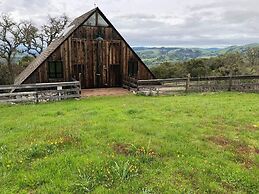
[
  {"xmin": 0, "ymin": 93, "xmax": 259, "ymax": 193},
  {"xmin": 134, "ymin": 44, "xmax": 259, "ymax": 66}
]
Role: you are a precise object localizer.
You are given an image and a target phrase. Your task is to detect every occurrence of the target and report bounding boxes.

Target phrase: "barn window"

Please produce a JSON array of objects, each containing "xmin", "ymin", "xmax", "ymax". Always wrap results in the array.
[
  {"xmin": 97, "ymin": 13, "xmax": 109, "ymax": 27},
  {"xmin": 128, "ymin": 59, "xmax": 138, "ymax": 77},
  {"xmin": 83, "ymin": 12, "xmax": 109, "ymax": 27},
  {"xmin": 84, "ymin": 14, "xmax": 96, "ymax": 26},
  {"xmin": 48, "ymin": 61, "xmax": 63, "ymax": 79}
]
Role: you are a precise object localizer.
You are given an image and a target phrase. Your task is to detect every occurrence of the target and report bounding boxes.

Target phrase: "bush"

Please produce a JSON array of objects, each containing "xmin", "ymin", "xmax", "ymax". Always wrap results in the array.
[
  {"xmin": 0, "ymin": 57, "xmax": 31, "ymax": 85},
  {"xmin": 0, "ymin": 64, "xmax": 12, "ymax": 85}
]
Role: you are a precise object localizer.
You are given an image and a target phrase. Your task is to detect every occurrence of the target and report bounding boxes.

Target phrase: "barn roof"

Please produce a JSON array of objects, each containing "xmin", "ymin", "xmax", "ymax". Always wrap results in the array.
[
  {"xmin": 14, "ymin": 8, "xmax": 97, "ymax": 85},
  {"xmin": 14, "ymin": 7, "xmax": 155, "ymax": 85}
]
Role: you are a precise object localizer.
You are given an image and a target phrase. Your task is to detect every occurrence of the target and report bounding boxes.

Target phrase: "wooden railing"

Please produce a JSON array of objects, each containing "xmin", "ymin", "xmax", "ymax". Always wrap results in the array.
[
  {"xmin": 123, "ymin": 77, "xmax": 138, "ymax": 89},
  {"xmin": 0, "ymin": 81, "xmax": 81, "ymax": 103},
  {"xmin": 137, "ymin": 75, "xmax": 259, "ymax": 95}
]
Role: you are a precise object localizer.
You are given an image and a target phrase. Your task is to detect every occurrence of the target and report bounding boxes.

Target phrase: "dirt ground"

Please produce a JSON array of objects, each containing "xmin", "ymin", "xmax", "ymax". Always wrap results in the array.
[{"xmin": 81, "ymin": 87, "xmax": 131, "ymax": 97}]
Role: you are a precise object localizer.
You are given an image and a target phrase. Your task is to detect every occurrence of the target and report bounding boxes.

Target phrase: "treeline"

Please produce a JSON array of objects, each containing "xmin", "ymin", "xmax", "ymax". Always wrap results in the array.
[
  {"xmin": 150, "ymin": 50, "xmax": 259, "ymax": 78},
  {"xmin": 0, "ymin": 14, "xmax": 69, "ymax": 84}
]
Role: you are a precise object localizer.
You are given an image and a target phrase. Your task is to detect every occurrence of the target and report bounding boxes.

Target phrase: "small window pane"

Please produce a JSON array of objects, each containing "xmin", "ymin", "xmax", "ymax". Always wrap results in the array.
[
  {"xmin": 49, "ymin": 63, "xmax": 56, "ymax": 73},
  {"xmin": 84, "ymin": 14, "xmax": 96, "ymax": 26},
  {"xmin": 56, "ymin": 62, "xmax": 62, "ymax": 72},
  {"xmin": 48, "ymin": 61, "xmax": 63, "ymax": 79},
  {"xmin": 97, "ymin": 13, "xmax": 109, "ymax": 27}
]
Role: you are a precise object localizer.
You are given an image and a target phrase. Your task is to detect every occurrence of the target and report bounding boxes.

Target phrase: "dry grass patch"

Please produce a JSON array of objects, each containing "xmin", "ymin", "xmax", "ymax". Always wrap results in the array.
[
  {"xmin": 207, "ymin": 135, "xmax": 259, "ymax": 169},
  {"xmin": 112, "ymin": 143, "xmax": 131, "ymax": 156},
  {"xmin": 112, "ymin": 142, "xmax": 157, "ymax": 165},
  {"xmin": 207, "ymin": 136, "xmax": 230, "ymax": 147}
]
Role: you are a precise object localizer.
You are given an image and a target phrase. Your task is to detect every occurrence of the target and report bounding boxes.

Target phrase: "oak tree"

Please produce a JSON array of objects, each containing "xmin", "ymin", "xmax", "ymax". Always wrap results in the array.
[{"xmin": 0, "ymin": 14, "xmax": 23, "ymax": 81}]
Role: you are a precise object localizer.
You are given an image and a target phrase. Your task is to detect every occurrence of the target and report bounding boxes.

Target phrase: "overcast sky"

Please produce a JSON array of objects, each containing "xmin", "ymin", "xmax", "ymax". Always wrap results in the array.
[{"xmin": 1, "ymin": 0, "xmax": 259, "ymax": 47}]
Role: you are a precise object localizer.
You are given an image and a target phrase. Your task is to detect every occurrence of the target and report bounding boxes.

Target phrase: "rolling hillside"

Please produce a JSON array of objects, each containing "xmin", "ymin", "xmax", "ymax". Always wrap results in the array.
[{"xmin": 134, "ymin": 44, "xmax": 259, "ymax": 66}]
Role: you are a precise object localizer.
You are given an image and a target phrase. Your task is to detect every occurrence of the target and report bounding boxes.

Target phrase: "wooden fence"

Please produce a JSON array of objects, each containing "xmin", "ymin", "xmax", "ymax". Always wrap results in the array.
[
  {"xmin": 123, "ymin": 77, "xmax": 138, "ymax": 89},
  {"xmin": 137, "ymin": 75, "xmax": 259, "ymax": 95},
  {"xmin": 0, "ymin": 81, "xmax": 81, "ymax": 103}
]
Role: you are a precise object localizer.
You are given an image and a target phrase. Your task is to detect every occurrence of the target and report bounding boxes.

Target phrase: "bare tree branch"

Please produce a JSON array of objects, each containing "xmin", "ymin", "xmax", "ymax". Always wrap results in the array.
[
  {"xmin": 0, "ymin": 14, "xmax": 23, "ymax": 81},
  {"xmin": 246, "ymin": 47, "xmax": 259, "ymax": 67},
  {"xmin": 42, "ymin": 14, "xmax": 69, "ymax": 46},
  {"xmin": 20, "ymin": 14, "xmax": 69, "ymax": 57},
  {"xmin": 20, "ymin": 21, "xmax": 44, "ymax": 57}
]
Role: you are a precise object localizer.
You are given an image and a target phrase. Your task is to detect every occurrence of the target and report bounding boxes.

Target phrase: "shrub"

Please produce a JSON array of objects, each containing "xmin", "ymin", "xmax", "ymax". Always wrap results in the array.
[{"xmin": 0, "ymin": 65, "xmax": 12, "ymax": 85}]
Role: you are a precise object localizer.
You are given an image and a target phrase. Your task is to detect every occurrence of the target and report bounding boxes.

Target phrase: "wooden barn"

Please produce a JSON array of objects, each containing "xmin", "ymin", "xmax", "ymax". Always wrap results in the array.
[{"xmin": 14, "ymin": 7, "xmax": 155, "ymax": 89}]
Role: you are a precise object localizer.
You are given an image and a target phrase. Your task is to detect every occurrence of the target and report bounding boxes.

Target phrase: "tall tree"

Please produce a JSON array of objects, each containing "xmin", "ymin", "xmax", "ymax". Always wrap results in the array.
[
  {"xmin": 186, "ymin": 59, "xmax": 210, "ymax": 77},
  {"xmin": 218, "ymin": 52, "xmax": 244, "ymax": 76},
  {"xmin": 42, "ymin": 14, "xmax": 69, "ymax": 46},
  {"xmin": 21, "ymin": 14, "xmax": 69, "ymax": 57},
  {"xmin": 20, "ymin": 21, "xmax": 44, "ymax": 58},
  {"xmin": 0, "ymin": 14, "xmax": 23, "ymax": 81},
  {"xmin": 245, "ymin": 48, "xmax": 259, "ymax": 70}
]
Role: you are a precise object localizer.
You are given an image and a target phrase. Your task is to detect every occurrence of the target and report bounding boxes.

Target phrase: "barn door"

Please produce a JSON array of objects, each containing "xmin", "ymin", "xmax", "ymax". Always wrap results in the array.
[
  {"xmin": 94, "ymin": 40, "xmax": 122, "ymax": 88},
  {"xmin": 95, "ymin": 40, "xmax": 101, "ymax": 87},
  {"xmin": 93, "ymin": 40, "xmax": 122, "ymax": 88},
  {"xmin": 109, "ymin": 64, "xmax": 121, "ymax": 87},
  {"xmin": 94, "ymin": 40, "xmax": 107, "ymax": 88},
  {"xmin": 108, "ymin": 41, "xmax": 122, "ymax": 87}
]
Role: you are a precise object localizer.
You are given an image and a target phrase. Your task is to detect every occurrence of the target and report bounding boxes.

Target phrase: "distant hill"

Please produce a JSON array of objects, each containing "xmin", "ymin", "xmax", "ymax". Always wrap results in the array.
[{"xmin": 133, "ymin": 43, "xmax": 259, "ymax": 66}]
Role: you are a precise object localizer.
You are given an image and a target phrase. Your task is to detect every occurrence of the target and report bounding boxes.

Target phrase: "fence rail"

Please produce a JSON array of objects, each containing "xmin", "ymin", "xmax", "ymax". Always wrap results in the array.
[
  {"xmin": 0, "ymin": 81, "xmax": 81, "ymax": 103},
  {"xmin": 136, "ymin": 75, "xmax": 259, "ymax": 95},
  {"xmin": 123, "ymin": 77, "xmax": 138, "ymax": 88}
]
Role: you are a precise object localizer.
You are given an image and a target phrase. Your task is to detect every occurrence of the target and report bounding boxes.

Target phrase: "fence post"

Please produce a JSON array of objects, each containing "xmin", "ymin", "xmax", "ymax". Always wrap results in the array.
[
  {"xmin": 186, "ymin": 73, "xmax": 191, "ymax": 92},
  {"xmin": 197, "ymin": 76, "xmax": 200, "ymax": 92},
  {"xmin": 228, "ymin": 73, "xmax": 233, "ymax": 91},
  {"xmin": 79, "ymin": 73, "xmax": 82, "ymax": 88},
  {"xmin": 57, "ymin": 85, "xmax": 62, "ymax": 101},
  {"xmin": 79, "ymin": 73, "xmax": 82, "ymax": 96},
  {"xmin": 36, "ymin": 92, "xmax": 39, "ymax": 104}
]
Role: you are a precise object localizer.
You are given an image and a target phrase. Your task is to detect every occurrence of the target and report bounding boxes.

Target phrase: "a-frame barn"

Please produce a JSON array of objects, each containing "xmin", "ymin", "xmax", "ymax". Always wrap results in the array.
[{"xmin": 14, "ymin": 7, "xmax": 155, "ymax": 89}]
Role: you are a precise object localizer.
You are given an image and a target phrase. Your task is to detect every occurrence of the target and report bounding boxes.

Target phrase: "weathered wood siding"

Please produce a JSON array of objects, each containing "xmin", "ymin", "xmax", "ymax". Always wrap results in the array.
[{"xmin": 24, "ymin": 25, "xmax": 154, "ymax": 88}]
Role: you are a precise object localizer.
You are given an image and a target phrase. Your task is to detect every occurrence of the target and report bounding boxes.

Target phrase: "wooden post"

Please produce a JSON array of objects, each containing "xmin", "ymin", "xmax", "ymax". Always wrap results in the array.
[
  {"xmin": 36, "ymin": 92, "xmax": 39, "ymax": 104},
  {"xmin": 137, "ymin": 80, "xmax": 140, "ymax": 92},
  {"xmin": 186, "ymin": 73, "xmax": 191, "ymax": 92},
  {"xmin": 208, "ymin": 76, "xmax": 211, "ymax": 91},
  {"xmin": 57, "ymin": 85, "xmax": 62, "ymax": 101},
  {"xmin": 79, "ymin": 73, "xmax": 82, "ymax": 88},
  {"xmin": 228, "ymin": 73, "xmax": 233, "ymax": 91},
  {"xmin": 79, "ymin": 73, "xmax": 82, "ymax": 96},
  {"xmin": 197, "ymin": 76, "xmax": 200, "ymax": 92}
]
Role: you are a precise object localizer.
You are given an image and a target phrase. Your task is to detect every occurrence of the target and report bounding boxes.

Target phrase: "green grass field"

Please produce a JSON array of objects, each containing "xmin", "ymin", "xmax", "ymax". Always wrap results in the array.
[{"xmin": 0, "ymin": 93, "xmax": 259, "ymax": 193}]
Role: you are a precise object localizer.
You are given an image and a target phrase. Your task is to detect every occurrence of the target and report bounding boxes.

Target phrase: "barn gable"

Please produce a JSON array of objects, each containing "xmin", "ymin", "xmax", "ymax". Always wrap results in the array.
[{"xmin": 15, "ymin": 7, "xmax": 155, "ymax": 88}]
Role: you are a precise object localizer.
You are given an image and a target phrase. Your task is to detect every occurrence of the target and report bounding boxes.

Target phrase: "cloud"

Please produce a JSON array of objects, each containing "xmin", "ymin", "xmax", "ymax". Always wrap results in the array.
[{"xmin": 0, "ymin": 0, "xmax": 259, "ymax": 47}]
